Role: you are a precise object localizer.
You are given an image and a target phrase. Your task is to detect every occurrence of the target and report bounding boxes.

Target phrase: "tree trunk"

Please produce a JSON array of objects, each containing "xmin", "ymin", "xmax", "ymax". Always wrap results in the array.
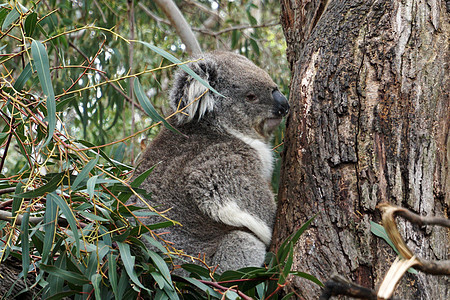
[{"xmin": 274, "ymin": 0, "xmax": 449, "ymax": 299}]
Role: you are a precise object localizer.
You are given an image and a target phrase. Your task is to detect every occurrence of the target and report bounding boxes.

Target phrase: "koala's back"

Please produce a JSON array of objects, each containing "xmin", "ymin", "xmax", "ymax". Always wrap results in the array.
[{"xmin": 135, "ymin": 124, "xmax": 277, "ymax": 260}]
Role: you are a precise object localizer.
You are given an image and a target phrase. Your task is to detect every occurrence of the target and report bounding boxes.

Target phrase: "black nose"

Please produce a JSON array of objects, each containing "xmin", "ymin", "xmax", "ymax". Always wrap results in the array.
[{"xmin": 272, "ymin": 90, "xmax": 289, "ymax": 116}]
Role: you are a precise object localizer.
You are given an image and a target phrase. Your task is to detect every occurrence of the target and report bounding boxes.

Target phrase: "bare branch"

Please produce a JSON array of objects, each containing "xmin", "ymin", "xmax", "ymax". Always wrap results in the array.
[
  {"xmin": 376, "ymin": 203, "xmax": 450, "ymax": 299},
  {"xmin": 150, "ymin": 0, "xmax": 202, "ymax": 55},
  {"xmin": 138, "ymin": 2, "xmax": 171, "ymax": 26},
  {"xmin": 194, "ymin": 22, "xmax": 280, "ymax": 37},
  {"xmin": 378, "ymin": 202, "xmax": 450, "ymax": 228},
  {"xmin": 0, "ymin": 210, "xmax": 46, "ymax": 225},
  {"xmin": 319, "ymin": 275, "xmax": 379, "ymax": 300},
  {"xmin": 184, "ymin": 0, "xmax": 222, "ymax": 21},
  {"xmin": 0, "ymin": 188, "xmax": 15, "ymax": 196}
]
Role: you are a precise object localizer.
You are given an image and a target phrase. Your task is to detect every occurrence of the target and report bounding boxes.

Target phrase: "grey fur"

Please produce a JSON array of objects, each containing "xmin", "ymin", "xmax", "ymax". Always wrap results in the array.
[{"xmin": 133, "ymin": 51, "xmax": 289, "ymax": 272}]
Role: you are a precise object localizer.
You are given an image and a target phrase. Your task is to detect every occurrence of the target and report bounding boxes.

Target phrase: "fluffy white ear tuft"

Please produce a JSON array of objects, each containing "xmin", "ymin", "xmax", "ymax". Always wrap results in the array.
[{"xmin": 177, "ymin": 80, "xmax": 214, "ymax": 124}]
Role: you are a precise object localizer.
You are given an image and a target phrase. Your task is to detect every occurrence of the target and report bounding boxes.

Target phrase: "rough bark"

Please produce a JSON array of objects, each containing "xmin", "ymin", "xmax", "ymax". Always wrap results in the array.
[
  {"xmin": 274, "ymin": 0, "xmax": 449, "ymax": 299},
  {"xmin": 0, "ymin": 257, "xmax": 37, "ymax": 299}
]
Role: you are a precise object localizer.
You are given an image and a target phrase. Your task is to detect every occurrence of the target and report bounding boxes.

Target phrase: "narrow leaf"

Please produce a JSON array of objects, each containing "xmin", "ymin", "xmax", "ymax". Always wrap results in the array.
[
  {"xmin": 31, "ymin": 40, "xmax": 56, "ymax": 146},
  {"xmin": 182, "ymin": 277, "xmax": 222, "ymax": 298},
  {"xmin": 86, "ymin": 175, "xmax": 98, "ymax": 199},
  {"xmin": 47, "ymin": 192, "xmax": 80, "ymax": 256},
  {"xmin": 71, "ymin": 155, "xmax": 99, "ymax": 191},
  {"xmin": 13, "ymin": 172, "xmax": 63, "ymax": 198},
  {"xmin": 370, "ymin": 221, "xmax": 396, "ymax": 250},
  {"xmin": 13, "ymin": 63, "xmax": 32, "ymax": 91},
  {"xmin": 278, "ymin": 242, "xmax": 294, "ymax": 285},
  {"xmin": 277, "ymin": 214, "xmax": 316, "ymax": 262},
  {"xmin": 108, "ymin": 254, "xmax": 118, "ymax": 299},
  {"xmin": 142, "ymin": 235, "xmax": 166, "ymax": 253},
  {"xmin": 134, "ymin": 78, "xmax": 180, "ymax": 135},
  {"xmin": 148, "ymin": 250, "xmax": 172, "ymax": 286},
  {"xmin": 2, "ymin": 4, "xmax": 27, "ymax": 31},
  {"xmin": 24, "ymin": 12, "xmax": 37, "ymax": 37},
  {"xmin": 117, "ymin": 242, "xmax": 149, "ymax": 291},
  {"xmin": 138, "ymin": 42, "xmax": 223, "ymax": 97},
  {"xmin": 290, "ymin": 271, "xmax": 324, "ymax": 287},
  {"xmin": 370, "ymin": 221, "xmax": 418, "ymax": 274},
  {"xmin": 40, "ymin": 264, "xmax": 90, "ymax": 285},
  {"xmin": 150, "ymin": 272, "xmax": 166, "ymax": 289},
  {"xmin": 91, "ymin": 273, "xmax": 102, "ymax": 300},
  {"xmin": 42, "ymin": 194, "xmax": 57, "ymax": 264},
  {"xmin": 20, "ymin": 207, "xmax": 31, "ymax": 277}
]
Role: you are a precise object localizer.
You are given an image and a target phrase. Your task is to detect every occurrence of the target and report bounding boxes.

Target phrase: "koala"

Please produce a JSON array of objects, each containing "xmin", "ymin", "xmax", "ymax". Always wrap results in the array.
[{"xmin": 133, "ymin": 51, "xmax": 289, "ymax": 272}]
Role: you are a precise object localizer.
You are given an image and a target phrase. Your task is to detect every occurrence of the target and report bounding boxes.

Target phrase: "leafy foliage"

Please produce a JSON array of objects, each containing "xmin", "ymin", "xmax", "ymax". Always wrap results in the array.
[{"xmin": 0, "ymin": 1, "xmax": 314, "ymax": 299}]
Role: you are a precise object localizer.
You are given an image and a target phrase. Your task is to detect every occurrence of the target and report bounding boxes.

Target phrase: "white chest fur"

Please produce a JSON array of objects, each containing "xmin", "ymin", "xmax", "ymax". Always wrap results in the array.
[{"xmin": 225, "ymin": 128, "xmax": 274, "ymax": 181}]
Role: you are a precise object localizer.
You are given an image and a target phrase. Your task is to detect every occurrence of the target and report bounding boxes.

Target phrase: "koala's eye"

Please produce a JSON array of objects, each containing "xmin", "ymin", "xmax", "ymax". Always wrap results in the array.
[{"xmin": 246, "ymin": 93, "xmax": 258, "ymax": 102}]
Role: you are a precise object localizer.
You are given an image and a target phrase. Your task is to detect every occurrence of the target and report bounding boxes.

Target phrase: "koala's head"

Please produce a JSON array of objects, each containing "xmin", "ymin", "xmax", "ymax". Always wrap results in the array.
[{"xmin": 169, "ymin": 51, "xmax": 289, "ymax": 140}]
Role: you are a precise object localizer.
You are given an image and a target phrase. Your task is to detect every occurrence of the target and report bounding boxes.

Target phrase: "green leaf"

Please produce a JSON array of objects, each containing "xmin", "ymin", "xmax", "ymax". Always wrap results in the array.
[
  {"xmin": 45, "ymin": 291, "xmax": 78, "ymax": 300},
  {"xmin": 276, "ymin": 214, "xmax": 316, "ymax": 263},
  {"xmin": 117, "ymin": 241, "xmax": 149, "ymax": 291},
  {"xmin": 250, "ymin": 38, "xmax": 260, "ymax": 56},
  {"xmin": 148, "ymin": 250, "xmax": 172, "ymax": 287},
  {"xmin": 13, "ymin": 63, "xmax": 33, "ymax": 91},
  {"xmin": 20, "ymin": 207, "xmax": 31, "ymax": 278},
  {"xmin": 24, "ymin": 12, "xmax": 37, "ymax": 37},
  {"xmin": 86, "ymin": 175, "xmax": 98, "ymax": 199},
  {"xmin": 12, "ymin": 183, "xmax": 24, "ymax": 217},
  {"xmin": 151, "ymin": 272, "xmax": 166, "ymax": 290},
  {"xmin": 42, "ymin": 194, "xmax": 58, "ymax": 264},
  {"xmin": 108, "ymin": 254, "xmax": 119, "ymax": 299},
  {"xmin": 142, "ymin": 235, "xmax": 167, "ymax": 253},
  {"xmin": 182, "ymin": 277, "xmax": 222, "ymax": 298},
  {"xmin": 45, "ymin": 253, "xmax": 67, "ymax": 296},
  {"xmin": 181, "ymin": 264, "xmax": 212, "ymax": 279},
  {"xmin": 137, "ymin": 42, "xmax": 223, "ymax": 97},
  {"xmin": 290, "ymin": 271, "xmax": 324, "ymax": 287},
  {"xmin": 47, "ymin": 192, "xmax": 80, "ymax": 255},
  {"xmin": 31, "ymin": 40, "xmax": 56, "ymax": 146},
  {"xmin": 13, "ymin": 172, "xmax": 64, "ymax": 198},
  {"xmin": 370, "ymin": 221, "xmax": 396, "ymax": 250},
  {"xmin": 78, "ymin": 211, "xmax": 108, "ymax": 222},
  {"xmin": 71, "ymin": 154, "xmax": 99, "ymax": 191},
  {"xmin": 154, "ymin": 289, "xmax": 169, "ymax": 300},
  {"xmin": 278, "ymin": 242, "xmax": 294, "ymax": 285},
  {"xmin": 2, "ymin": 3, "xmax": 28, "ymax": 31},
  {"xmin": 134, "ymin": 77, "xmax": 180, "ymax": 135},
  {"xmin": 91, "ymin": 273, "xmax": 102, "ymax": 300},
  {"xmin": 40, "ymin": 264, "xmax": 90, "ymax": 285},
  {"xmin": 370, "ymin": 221, "xmax": 418, "ymax": 274}
]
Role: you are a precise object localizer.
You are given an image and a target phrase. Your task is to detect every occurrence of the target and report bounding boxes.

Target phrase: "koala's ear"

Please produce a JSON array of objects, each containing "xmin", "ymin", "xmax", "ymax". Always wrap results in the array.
[{"xmin": 170, "ymin": 59, "xmax": 219, "ymax": 124}]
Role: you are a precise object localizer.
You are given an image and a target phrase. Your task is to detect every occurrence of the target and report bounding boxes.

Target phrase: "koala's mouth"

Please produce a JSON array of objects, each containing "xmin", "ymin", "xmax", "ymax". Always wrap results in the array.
[{"xmin": 256, "ymin": 117, "xmax": 283, "ymax": 137}]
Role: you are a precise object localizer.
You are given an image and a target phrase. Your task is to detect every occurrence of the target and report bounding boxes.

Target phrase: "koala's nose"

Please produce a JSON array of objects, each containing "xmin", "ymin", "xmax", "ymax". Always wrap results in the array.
[{"xmin": 272, "ymin": 90, "xmax": 290, "ymax": 117}]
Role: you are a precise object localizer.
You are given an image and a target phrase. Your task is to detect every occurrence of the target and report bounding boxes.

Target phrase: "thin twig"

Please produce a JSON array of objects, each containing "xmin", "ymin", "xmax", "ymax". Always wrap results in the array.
[
  {"xmin": 198, "ymin": 280, "xmax": 252, "ymax": 300},
  {"xmin": 194, "ymin": 22, "xmax": 280, "ymax": 36},
  {"xmin": 68, "ymin": 41, "xmax": 145, "ymax": 113}
]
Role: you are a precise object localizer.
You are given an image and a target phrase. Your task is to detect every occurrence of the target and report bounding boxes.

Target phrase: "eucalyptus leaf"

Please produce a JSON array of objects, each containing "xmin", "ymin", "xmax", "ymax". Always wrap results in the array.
[
  {"xmin": 47, "ymin": 192, "xmax": 80, "ymax": 256},
  {"xmin": 40, "ymin": 264, "xmax": 90, "ymax": 285},
  {"xmin": 117, "ymin": 241, "xmax": 149, "ymax": 291},
  {"xmin": 71, "ymin": 154, "xmax": 99, "ymax": 191},
  {"xmin": 31, "ymin": 40, "xmax": 56, "ymax": 146}
]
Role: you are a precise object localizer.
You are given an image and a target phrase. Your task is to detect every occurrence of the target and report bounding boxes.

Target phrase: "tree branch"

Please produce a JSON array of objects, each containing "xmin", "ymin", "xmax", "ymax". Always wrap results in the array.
[
  {"xmin": 150, "ymin": 0, "xmax": 202, "ymax": 55},
  {"xmin": 193, "ymin": 22, "xmax": 280, "ymax": 36},
  {"xmin": 198, "ymin": 280, "xmax": 252, "ymax": 300}
]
